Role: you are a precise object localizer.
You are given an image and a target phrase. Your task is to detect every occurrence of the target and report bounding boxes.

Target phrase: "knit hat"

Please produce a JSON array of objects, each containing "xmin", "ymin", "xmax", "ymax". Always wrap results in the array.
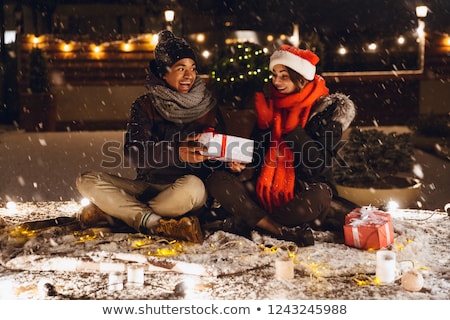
[
  {"xmin": 154, "ymin": 30, "xmax": 197, "ymax": 77},
  {"xmin": 269, "ymin": 45, "xmax": 319, "ymax": 81}
]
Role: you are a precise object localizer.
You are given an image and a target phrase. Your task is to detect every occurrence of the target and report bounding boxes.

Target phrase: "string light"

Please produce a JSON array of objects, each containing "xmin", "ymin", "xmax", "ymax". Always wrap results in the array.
[
  {"xmin": 122, "ymin": 42, "xmax": 132, "ymax": 52},
  {"xmin": 62, "ymin": 43, "xmax": 72, "ymax": 52},
  {"xmin": 6, "ymin": 201, "xmax": 17, "ymax": 211},
  {"xmin": 367, "ymin": 42, "xmax": 377, "ymax": 51},
  {"xmin": 9, "ymin": 225, "xmax": 36, "ymax": 238},
  {"xmin": 80, "ymin": 198, "xmax": 90, "ymax": 207},
  {"xmin": 386, "ymin": 200, "xmax": 400, "ymax": 211},
  {"xmin": 92, "ymin": 45, "xmax": 102, "ymax": 53},
  {"xmin": 338, "ymin": 47, "xmax": 347, "ymax": 55}
]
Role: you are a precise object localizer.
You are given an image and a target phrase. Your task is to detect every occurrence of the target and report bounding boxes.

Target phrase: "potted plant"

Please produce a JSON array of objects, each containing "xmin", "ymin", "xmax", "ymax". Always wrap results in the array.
[
  {"xmin": 19, "ymin": 47, "xmax": 56, "ymax": 132},
  {"xmin": 408, "ymin": 113, "xmax": 450, "ymax": 161},
  {"xmin": 333, "ymin": 127, "xmax": 422, "ymax": 208}
]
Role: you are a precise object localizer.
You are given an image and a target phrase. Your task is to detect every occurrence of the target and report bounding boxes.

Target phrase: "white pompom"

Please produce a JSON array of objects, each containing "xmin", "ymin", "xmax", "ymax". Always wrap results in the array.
[{"xmin": 401, "ymin": 270, "xmax": 424, "ymax": 292}]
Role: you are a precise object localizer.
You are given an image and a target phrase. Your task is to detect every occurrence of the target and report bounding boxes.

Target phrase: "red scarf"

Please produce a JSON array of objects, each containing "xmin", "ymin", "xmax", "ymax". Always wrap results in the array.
[{"xmin": 254, "ymin": 75, "xmax": 329, "ymax": 212}]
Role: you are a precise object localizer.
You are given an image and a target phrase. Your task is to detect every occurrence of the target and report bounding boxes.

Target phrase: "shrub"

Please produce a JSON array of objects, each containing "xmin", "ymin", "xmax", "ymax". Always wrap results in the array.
[{"xmin": 333, "ymin": 128, "xmax": 415, "ymax": 188}]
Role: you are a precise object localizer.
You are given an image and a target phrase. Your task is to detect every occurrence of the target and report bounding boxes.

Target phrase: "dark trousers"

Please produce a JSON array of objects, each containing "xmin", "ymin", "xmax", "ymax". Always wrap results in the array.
[{"xmin": 206, "ymin": 170, "xmax": 332, "ymax": 228}]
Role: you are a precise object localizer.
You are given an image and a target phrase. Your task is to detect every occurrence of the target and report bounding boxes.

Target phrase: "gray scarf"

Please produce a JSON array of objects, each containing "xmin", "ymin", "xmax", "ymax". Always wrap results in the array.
[{"xmin": 148, "ymin": 77, "xmax": 216, "ymax": 124}]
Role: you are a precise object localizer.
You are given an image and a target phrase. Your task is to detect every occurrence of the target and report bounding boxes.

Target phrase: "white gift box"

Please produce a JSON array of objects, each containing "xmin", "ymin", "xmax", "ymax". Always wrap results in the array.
[{"xmin": 198, "ymin": 132, "xmax": 254, "ymax": 163}]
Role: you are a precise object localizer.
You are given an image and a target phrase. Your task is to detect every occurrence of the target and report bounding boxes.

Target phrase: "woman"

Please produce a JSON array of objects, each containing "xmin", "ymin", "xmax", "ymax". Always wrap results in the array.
[
  {"xmin": 205, "ymin": 45, "xmax": 356, "ymax": 246},
  {"xmin": 76, "ymin": 30, "xmax": 221, "ymax": 243}
]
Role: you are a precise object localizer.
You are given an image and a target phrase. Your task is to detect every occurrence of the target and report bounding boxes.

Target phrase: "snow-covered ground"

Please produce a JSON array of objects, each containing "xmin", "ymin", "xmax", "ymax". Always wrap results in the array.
[
  {"xmin": 0, "ymin": 129, "xmax": 449, "ymax": 303},
  {"xmin": 0, "ymin": 202, "xmax": 449, "ymax": 301}
]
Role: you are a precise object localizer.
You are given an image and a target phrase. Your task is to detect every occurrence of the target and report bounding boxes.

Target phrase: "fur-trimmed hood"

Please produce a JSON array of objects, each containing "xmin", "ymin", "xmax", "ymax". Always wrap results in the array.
[{"xmin": 309, "ymin": 93, "xmax": 356, "ymax": 131}]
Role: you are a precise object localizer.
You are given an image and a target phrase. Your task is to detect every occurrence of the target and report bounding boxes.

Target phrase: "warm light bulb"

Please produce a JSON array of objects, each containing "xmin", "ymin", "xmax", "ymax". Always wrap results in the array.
[
  {"xmin": 121, "ymin": 42, "xmax": 132, "ymax": 52},
  {"xmin": 338, "ymin": 47, "xmax": 347, "ymax": 55},
  {"xmin": 80, "ymin": 198, "xmax": 90, "ymax": 207},
  {"xmin": 151, "ymin": 34, "xmax": 159, "ymax": 45},
  {"xmin": 397, "ymin": 36, "xmax": 405, "ymax": 45},
  {"xmin": 62, "ymin": 43, "xmax": 71, "ymax": 52},
  {"xmin": 6, "ymin": 201, "xmax": 16, "ymax": 210},
  {"xmin": 386, "ymin": 200, "xmax": 399, "ymax": 211},
  {"xmin": 201, "ymin": 50, "xmax": 210, "ymax": 59},
  {"xmin": 196, "ymin": 34, "xmax": 205, "ymax": 43},
  {"xmin": 368, "ymin": 43, "xmax": 377, "ymax": 51},
  {"xmin": 445, "ymin": 37, "xmax": 450, "ymax": 46}
]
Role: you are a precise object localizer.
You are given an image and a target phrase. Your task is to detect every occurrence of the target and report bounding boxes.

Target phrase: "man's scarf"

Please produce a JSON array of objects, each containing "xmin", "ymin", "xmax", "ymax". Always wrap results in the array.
[
  {"xmin": 147, "ymin": 77, "xmax": 216, "ymax": 124},
  {"xmin": 254, "ymin": 75, "xmax": 329, "ymax": 211}
]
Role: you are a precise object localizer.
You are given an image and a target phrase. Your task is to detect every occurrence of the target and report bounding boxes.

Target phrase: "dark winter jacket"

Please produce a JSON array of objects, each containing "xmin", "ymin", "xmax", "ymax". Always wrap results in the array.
[
  {"xmin": 251, "ymin": 92, "xmax": 356, "ymax": 195},
  {"xmin": 124, "ymin": 76, "xmax": 223, "ymax": 184}
]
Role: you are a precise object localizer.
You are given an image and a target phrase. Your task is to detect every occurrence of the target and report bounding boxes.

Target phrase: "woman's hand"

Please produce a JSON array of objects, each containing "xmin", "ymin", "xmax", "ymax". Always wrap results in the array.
[{"xmin": 227, "ymin": 161, "xmax": 246, "ymax": 173}]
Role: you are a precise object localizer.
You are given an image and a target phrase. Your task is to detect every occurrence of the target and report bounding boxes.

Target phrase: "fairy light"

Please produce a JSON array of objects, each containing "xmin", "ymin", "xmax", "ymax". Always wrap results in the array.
[
  {"xmin": 201, "ymin": 50, "xmax": 210, "ymax": 59},
  {"xmin": 122, "ymin": 42, "xmax": 132, "ymax": 52},
  {"xmin": 9, "ymin": 225, "xmax": 36, "ymax": 238},
  {"xmin": 368, "ymin": 42, "xmax": 377, "ymax": 51},
  {"xmin": 74, "ymin": 229, "xmax": 103, "ymax": 242},
  {"xmin": 353, "ymin": 274, "xmax": 377, "ymax": 286},
  {"xmin": 6, "ymin": 201, "xmax": 17, "ymax": 211},
  {"xmin": 174, "ymin": 276, "xmax": 203, "ymax": 299},
  {"xmin": 62, "ymin": 43, "xmax": 72, "ymax": 52},
  {"xmin": 93, "ymin": 45, "xmax": 101, "ymax": 53},
  {"xmin": 32, "ymin": 36, "xmax": 40, "ymax": 45},
  {"xmin": 196, "ymin": 33, "xmax": 205, "ymax": 43},
  {"xmin": 338, "ymin": 47, "xmax": 347, "ymax": 55},
  {"xmin": 386, "ymin": 200, "xmax": 400, "ymax": 211},
  {"xmin": 131, "ymin": 237, "xmax": 153, "ymax": 249},
  {"xmin": 397, "ymin": 36, "xmax": 405, "ymax": 45},
  {"xmin": 80, "ymin": 198, "xmax": 90, "ymax": 207}
]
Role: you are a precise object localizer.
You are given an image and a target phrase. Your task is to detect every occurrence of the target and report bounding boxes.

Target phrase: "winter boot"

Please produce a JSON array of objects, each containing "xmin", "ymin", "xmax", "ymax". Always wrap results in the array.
[
  {"xmin": 77, "ymin": 203, "xmax": 115, "ymax": 227},
  {"xmin": 202, "ymin": 216, "xmax": 252, "ymax": 239},
  {"xmin": 279, "ymin": 224, "xmax": 315, "ymax": 247},
  {"xmin": 154, "ymin": 216, "xmax": 204, "ymax": 243}
]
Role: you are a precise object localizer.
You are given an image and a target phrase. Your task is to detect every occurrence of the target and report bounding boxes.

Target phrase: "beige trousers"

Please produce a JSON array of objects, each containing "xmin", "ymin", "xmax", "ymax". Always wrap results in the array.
[{"xmin": 76, "ymin": 171, "xmax": 207, "ymax": 231}]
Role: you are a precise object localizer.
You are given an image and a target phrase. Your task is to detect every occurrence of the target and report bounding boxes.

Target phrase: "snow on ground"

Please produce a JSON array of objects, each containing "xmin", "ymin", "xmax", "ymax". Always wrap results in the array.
[{"xmin": 0, "ymin": 201, "xmax": 449, "ymax": 300}]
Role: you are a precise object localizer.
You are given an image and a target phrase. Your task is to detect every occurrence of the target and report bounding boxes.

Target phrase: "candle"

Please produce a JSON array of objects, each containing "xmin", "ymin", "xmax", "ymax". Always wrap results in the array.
[
  {"xmin": 108, "ymin": 272, "xmax": 123, "ymax": 291},
  {"xmin": 275, "ymin": 258, "xmax": 294, "ymax": 280},
  {"xmin": 376, "ymin": 250, "xmax": 396, "ymax": 284},
  {"xmin": 127, "ymin": 265, "xmax": 145, "ymax": 288}
]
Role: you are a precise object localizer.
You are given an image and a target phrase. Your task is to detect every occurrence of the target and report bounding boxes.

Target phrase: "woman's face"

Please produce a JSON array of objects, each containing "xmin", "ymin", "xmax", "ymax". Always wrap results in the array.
[
  {"xmin": 271, "ymin": 64, "xmax": 297, "ymax": 94},
  {"xmin": 163, "ymin": 58, "xmax": 197, "ymax": 93}
]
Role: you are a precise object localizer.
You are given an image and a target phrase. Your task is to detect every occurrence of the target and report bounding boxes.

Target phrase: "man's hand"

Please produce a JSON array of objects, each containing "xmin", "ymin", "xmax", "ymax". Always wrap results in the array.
[{"xmin": 179, "ymin": 134, "xmax": 210, "ymax": 163}]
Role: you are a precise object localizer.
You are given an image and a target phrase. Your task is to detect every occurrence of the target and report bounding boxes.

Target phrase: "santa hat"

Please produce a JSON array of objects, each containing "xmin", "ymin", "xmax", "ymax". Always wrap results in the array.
[{"xmin": 269, "ymin": 45, "xmax": 319, "ymax": 81}]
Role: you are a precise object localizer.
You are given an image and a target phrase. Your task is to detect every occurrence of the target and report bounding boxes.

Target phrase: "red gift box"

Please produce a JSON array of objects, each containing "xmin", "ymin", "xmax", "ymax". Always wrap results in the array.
[{"xmin": 343, "ymin": 206, "xmax": 394, "ymax": 250}]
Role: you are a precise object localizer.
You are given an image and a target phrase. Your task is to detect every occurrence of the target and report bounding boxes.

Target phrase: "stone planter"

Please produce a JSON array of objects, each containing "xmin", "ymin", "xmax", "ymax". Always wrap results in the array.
[{"xmin": 335, "ymin": 177, "xmax": 422, "ymax": 208}]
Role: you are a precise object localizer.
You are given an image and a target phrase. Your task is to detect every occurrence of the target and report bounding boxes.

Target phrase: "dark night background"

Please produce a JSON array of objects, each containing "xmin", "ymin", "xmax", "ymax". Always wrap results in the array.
[{"xmin": 1, "ymin": 0, "xmax": 449, "ymax": 128}]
